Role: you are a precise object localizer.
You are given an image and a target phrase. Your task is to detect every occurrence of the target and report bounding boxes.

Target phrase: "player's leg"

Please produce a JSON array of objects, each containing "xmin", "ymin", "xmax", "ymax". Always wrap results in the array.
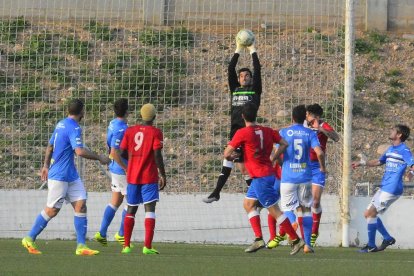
[
  {"xmin": 243, "ymin": 197, "xmax": 264, "ymax": 253},
  {"xmin": 203, "ymin": 159, "xmax": 233, "ymax": 203},
  {"xmin": 122, "ymin": 184, "xmax": 141, "ymax": 253},
  {"xmin": 22, "ymin": 179, "xmax": 66, "ymax": 254},
  {"xmin": 95, "ymin": 173, "xmax": 125, "ymax": 245},
  {"xmin": 298, "ymin": 183, "xmax": 313, "ymax": 253},
  {"xmin": 115, "ymin": 175, "xmax": 128, "ymax": 244},
  {"xmin": 311, "ymin": 161, "xmax": 325, "ymax": 247},
  {"xmin": 358, "ymin": 190, "xmax": 381, "ymax": 253},
  {"xmin": 375, "ymin": 191, "xmax": 399, "ymax": 251},
  {"xmin": 142, "ymin": 183, "xmax": 160, "ymax": 254},
  {"xmin": 95, "ymin": 191, "xmax": 123, "ymax": 245},
  {"xmin": 311, "ymin": 184, "xmax": 323, "ymax": 246}
]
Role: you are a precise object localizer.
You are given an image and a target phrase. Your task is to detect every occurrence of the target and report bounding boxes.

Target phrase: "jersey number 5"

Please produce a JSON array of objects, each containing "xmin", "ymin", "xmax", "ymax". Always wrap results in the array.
[
  {"xmin": 294, "ymin": 139, "xmax": 303, "ymax": 160},
  {"xmin": 134, "ymin": 132, "xmax": 144, "ymax": 151}
]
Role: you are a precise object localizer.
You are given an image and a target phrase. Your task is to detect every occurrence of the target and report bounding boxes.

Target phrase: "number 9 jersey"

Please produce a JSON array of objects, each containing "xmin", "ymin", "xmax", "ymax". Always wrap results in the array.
[
  {"xmin": 120, "ymin": 125, "xmax": 163, "ymax": 185},
  {"xmin": 279, "ymin": 123, "xmax": 320, "ymax": 184}
]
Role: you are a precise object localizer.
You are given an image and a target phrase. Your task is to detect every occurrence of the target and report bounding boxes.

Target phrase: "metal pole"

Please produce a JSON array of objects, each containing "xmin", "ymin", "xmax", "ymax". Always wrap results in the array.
[{"xmin": 342, "ymin": 0, "xmax": 355, "ymax": 248}]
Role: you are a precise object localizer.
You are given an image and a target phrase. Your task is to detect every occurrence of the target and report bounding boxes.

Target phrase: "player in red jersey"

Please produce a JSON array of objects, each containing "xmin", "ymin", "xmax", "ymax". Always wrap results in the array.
[
  {"xmin": 305, "ymin": 104, "xmax": 339, "ymax": 247},
  {"xmin": 119, "ymin": 103, "xmax": 166, "ymax": 255},
  {"xmin": 224, "ymin": 102, "xmax": 304, "ymax": 255}
]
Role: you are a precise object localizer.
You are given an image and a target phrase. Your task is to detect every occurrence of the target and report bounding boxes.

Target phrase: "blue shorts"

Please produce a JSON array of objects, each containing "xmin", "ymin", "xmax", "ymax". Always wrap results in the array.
[
  {"xmin": 311, "ymin": 161, "xmax": 326, "ymax": 187},
  {"xmin": 126, "ymin": 183, "xmax": 159, "ymax": 206},
  {"xmin": 245, "ymin": 175, "xmax": 280, "ymax": 208}
]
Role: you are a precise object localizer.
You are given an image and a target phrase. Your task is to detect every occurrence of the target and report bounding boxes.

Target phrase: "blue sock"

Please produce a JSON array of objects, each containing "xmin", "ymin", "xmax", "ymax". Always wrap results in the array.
[
  {"xmin": 367, "ymin": 217, "xmax": 378, "ymax": 247},
  {"xmin": 285, "ymin": 211, "xmax": 297, "ymax": 224},
  {"xmin": 99, "ymin": 204, "xmax": 117, "ymax": 237},
  {"xmin": 303, "ymin": 214, "xmax": 313, "ymax": 246},
  {"xmin": 28, "ymin": 211, "xmax": 51, "ymax": 240},
  {"xmin": 74, "ymin": 213, "xmax": 87, "ymax": 245},
  {"xmin": 118, "ymin": 208, "xmax": 127, "ymax": 236},
  {"xmin": 376, "ymin": 217, "xmax": 392, "ymax": 241}
]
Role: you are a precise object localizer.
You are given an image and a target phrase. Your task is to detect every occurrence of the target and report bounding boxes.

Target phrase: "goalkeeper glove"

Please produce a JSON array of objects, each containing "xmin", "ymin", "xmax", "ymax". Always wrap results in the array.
[
  {"xmin": 247, "ymin": 43, "xmax": 257, "ymax": 54},
  {"xmin": 235, "ymin": 40, "xmax": 243, "ymax": 54}
]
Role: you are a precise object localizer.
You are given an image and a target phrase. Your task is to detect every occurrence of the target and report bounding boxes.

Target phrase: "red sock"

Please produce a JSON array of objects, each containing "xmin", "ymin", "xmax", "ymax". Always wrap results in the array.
[
  {"xmin": 248, "ymin": 211, "xmax": 262, "ymax": 238},
  {"xmin": 267, "ymin": 214, "xmax": 277, "ymax": 240},
  {"xmin": 279, "ymin": 218, "xmax": 299, "ymax": 241},
  {"xmin": 298, "ymin": 216, "xmax": 304, "ymax": 239},
  {"xmin": 144, "ymin": 216, "xmax": 156, "ymax": 249},
  {"xmin": 123, "ymin": 213, "xmax": 135, "ymax": 247},
  {"xmin": 312, "ymin": 211, "xmax": 322, "ymax": 235}
]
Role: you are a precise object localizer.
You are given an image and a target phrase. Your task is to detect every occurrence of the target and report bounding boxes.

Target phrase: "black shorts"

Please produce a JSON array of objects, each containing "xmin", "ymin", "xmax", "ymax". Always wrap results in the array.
[{"xmin": 233, "ymin": 147, "xmax": 244, "ymax": 163}]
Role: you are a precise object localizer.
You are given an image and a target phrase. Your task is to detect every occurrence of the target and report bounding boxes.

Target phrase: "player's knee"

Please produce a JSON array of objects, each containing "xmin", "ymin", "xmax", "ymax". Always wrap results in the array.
[
  {"xmin": 45, "ymin": 207, "xmax": 60, "ymax": 218},
  {"xmin": 313, "ymin": 200, "xmax": 320, "ymax": 209},
  {"xmin": 243, "ymin": 199, "xmax": 255, "ymax": 212},
  {"xmin": 144, "ymin": 202, "xmax": 156, "ymax": 212},
  {"xmin": 127, "ymin": 205, "xmax": 138, "ymax": 214}
]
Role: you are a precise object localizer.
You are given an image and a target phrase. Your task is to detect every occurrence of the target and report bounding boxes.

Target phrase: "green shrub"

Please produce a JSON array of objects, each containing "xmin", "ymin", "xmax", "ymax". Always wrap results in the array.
[
  {"xmin": 84, "ymin": 20, "xmax": 114, "ymax": 41},
  {"xmin": 0, "ymin": 16, "xmax": 30, "ymax": 44},
  {"xmin": 140, "ymin": 27, "xmax": 194, "ymax": 48}
]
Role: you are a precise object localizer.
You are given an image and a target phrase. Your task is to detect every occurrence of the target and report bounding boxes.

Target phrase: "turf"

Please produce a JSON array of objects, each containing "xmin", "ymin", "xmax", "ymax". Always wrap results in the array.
[{"xmin": 4, "ymin": 239, "xmax": 414, "ymax": 275}]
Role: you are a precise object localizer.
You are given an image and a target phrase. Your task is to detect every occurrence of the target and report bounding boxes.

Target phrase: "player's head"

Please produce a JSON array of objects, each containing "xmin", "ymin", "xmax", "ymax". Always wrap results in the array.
[
  {"xmin": 68, "ymin": 99, "xmax": 84, "ymax": 121},
  {"xmin": 390, "ymin": 124, "xmax": 410, "ymax": 142},
  {"xmin": 114, "ymin": 98, "xmax": 128, "ymax": 118},
  {"xmin": 238, "ymin": 68, "xmax": 252, "ymax": 87},
  {"xmin": 140, "ymin": 103, "xmax": 156, "ymax": 123},
  {"xmin": 292, "ymin": 104, "xmax": 306, "ymax": 124},
  {"xmin": 306, "ymin": 103, "xmax": 323, "ymax": 126},
  {"xmin": 242, "ymin": 102, "xmax": 258, "ymax": 123}
]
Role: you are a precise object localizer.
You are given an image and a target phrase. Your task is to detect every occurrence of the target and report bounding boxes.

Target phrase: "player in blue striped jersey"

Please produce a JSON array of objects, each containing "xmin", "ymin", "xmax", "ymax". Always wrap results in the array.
[
  {"xmin": 22, "ymin": 99, "xmax": 110, "ymax": 255},
  {"xmin": 278, "ymin": 105, "xmax": 326, "ymax": 253},
  {"xmin": 94, "ymin": 98, "xmax": 129, "ymax": 246},
  {"xmin": 353, "ymin": 124, "xmax": 414, "ymax": 253}
]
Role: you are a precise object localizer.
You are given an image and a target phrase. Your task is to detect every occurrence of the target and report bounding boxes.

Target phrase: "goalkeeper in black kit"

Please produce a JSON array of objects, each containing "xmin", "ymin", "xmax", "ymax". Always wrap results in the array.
[{"xmin": 203, "ymin": 39, "xmax": 262, "ymax": 203}]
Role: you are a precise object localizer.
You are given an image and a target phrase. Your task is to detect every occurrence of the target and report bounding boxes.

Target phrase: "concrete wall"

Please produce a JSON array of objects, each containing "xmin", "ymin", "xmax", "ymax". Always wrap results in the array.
[
  {"xmin": 2, "ymin": 190, "xmax": 414, "ymax": 249},
  {"xmin": 0, "ymin": 1, "xmax": 412, "ymax": 31}
]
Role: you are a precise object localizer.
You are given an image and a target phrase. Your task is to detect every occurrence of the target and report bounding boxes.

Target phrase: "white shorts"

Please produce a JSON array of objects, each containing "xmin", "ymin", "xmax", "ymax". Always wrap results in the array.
[
  {"xmin": 47, "ymin": 178, "xmax": 87, "ymax": 209},
  {"xmin": 111, "ymin": 173, "xmax": 127, "ymax": 195},
  {"xmin": 280, "ymin": 182, "xmax": 313, "ymax": 211},
  {"xmin": 368, "ymin": 189, "xmax": 399, "ymax": 214}
]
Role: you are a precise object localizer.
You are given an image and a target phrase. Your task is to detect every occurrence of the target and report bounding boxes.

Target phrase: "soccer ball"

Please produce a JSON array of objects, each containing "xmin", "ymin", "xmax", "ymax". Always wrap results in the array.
[{"xmin": 236, "ymin": 29, "xmax": 255, "ymax": 47}]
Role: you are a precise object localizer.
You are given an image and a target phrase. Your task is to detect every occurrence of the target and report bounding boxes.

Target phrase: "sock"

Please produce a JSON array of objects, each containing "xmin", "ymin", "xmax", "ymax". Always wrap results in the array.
[
  {"xmin": 28, "ymin": 210, "xmax": 51, "ymax": 240},
  {"xmin": 99, "ymin": 204, "xmax": 117, "ymax": 237},
  {"xmin": 212, "ymin": 161, "xmax": 233, "ymax": 195},
  {"xmin": 376, "ymin": 217, "xmax": 391, "ymax": 241},
  {"xmin": 278, "ymin": 214, "xmax": 299, "ymax": 241},
  {"xmin": 124, "ymin": 213, "xmax": 135, "ymax": 247},
  {"xmin": 285, "ymin": 210, "xmax": 297, "ymax": 224},
  {"xmin": 303, "ymin": 213, "xmax": 313, "ymax": 246},
  {"xmin": 312, "ymin": 206, "xmax": 322, "ymax": 235},
  {"xmin": 367, "ymin": 217, "xmax": 378, "ymax": 247},
  {"xmin": 144, "ymin": 212, "xmax": 156, "ymax": 249},
  {"xmin": 297, "ymin": 212, "xmax": 304, "ymax": 239},
  {"xmin": 74, "ymin": 213, "xmax": 87, "ymax": 245},
  {"xmin": 267, "ymin": 212, "xmax": 277, "ymax": 240},
  {"xmin": 118, "ymin": 207, "xmax": 127, "ymax": 236},
  {"xmin": 248, "ymin": 210, "xmax": 262, "ymax": 239}
]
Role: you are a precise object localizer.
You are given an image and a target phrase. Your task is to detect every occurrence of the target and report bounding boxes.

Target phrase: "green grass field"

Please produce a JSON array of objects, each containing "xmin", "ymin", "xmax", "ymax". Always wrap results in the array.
[{"xmin": 4, "ymin": 239, "xmax": 414, "ymax": 275}]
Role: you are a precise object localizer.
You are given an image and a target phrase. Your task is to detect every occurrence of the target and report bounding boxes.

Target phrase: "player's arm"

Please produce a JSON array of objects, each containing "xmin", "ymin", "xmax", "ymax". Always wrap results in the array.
[
  {"xmin": 319, "ymin": 126, "xmax": 340, "ymax": 142},
  {"xmin": 40, "ymin": 143, "xmax": 53, "ymax": 181},
  {"xmin": 224, "ymin": 145, "xmax": 239, "ymax": 161},
  {"xmin": 110, "ymin": 147, "xmax": 127, "ymax": 172},
  {"xmin": 352, "ymin": 159, "xmax": 382, "ymax": 169},
  {"xmin": 228, "ymin": 52, "xmax": 240, "ymax": 92},
  {"xmin": 271, "ymin": 138, "xmax": 288, "ymax": 163},
  {"xmin": 75, "ymin": 147, "xmax": 110, "ymax": 165},
  {"xmin": 248, "ymin": 43, "xmax": 262, "ymax": 94},
  {"xmin": 154, "ymin": 149, "xmax": 167, "ymax": 191},
  {"xmin": 314, "ymin": 146, "xmax": 326, "ymax": 172}
]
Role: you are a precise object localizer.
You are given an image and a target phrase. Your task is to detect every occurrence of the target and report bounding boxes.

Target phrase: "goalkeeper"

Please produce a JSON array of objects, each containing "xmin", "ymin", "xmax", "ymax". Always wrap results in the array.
[{"xmin": 203, "ymin": 39, "xmax": 262, "ymax": 203}]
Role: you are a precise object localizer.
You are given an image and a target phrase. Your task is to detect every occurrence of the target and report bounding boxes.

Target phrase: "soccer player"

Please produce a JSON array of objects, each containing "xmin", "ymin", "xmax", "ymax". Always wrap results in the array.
[
  {"xmin": 305, "ymin": 103, "xmax": 339, "ymax": 247},
  {"xmin": 22, "ymin": 99, "xmax": 110, "ymax": 255},
  {"xmin": 278, "ymin": 105, "xmax": 326, "ymax": 253},
  {"xmin": 95, "ymin": 98, "xmax": 129, "ymax": 246},
  {"xmin": 203, "ymin": 39, "xmax": 262, "ymax": 203},
  {"xmin": 352, "ymin": 124, "xmax": 414, "ymax": 253},
  {"xmin": 120, "ymin": 103, "xmax": 166, "ymax": 255},
  {"xmin": 224, "ymin": 102, "xmax": 304, "ymax": 255}
]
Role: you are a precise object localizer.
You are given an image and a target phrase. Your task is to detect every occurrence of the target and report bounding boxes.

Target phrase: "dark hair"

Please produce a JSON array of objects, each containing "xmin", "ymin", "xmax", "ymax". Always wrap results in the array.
[
  {"xmin": 306, "ymin": 103, "xmax": 323, "ymax": 117},
  {"xmin": 238, "ymin": 68, "xmax": 252, "ymax": 78},
  {"xmin": 68, "ymin": 99, "xmax": 84, "ymax": 116},
  {"xmin": 395, "ymin": 124, "xmax": 410, "ymax": 142},
  {"xmin": 242, "ymin": 102, "xmax": 258, "ymax": 122},
  {"xmin": 114, "ymin": 98, "xmax": 128, "ymax": 117},
  {"xmin": 292, "ymin": 105, "xmax": 307, "ymax": 124}
]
